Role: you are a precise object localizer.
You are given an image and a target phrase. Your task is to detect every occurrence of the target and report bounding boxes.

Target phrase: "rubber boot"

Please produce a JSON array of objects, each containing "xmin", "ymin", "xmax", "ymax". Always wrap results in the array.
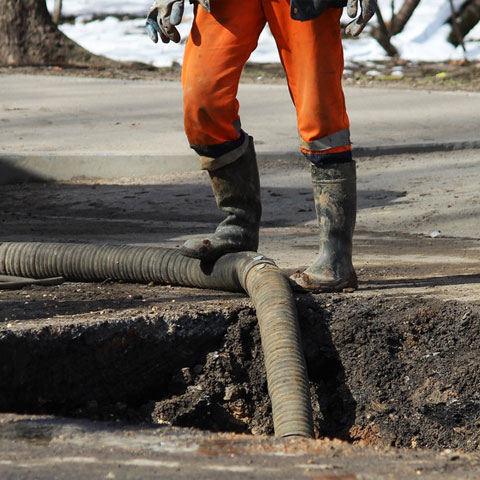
[
  {"xmin": 290, "ymin": 160, "xmax": 357, "ymax": 292},
  {"xmin": 180, "ymin": 137, "xmax": 261, "ymax": 262}
]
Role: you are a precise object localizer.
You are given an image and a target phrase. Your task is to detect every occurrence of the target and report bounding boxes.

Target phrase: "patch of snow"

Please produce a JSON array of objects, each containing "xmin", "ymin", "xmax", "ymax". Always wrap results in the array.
[
  {"xmin": 47, "ymin": 0, "xmax": 480, "ymax": 66},
  {"xmin": 60, "ymin": 17, "xmax": 189, "ymax": 67},
  {"xmin": 46, "ymin": 0, "xmax": 149, "ymax": 17}
]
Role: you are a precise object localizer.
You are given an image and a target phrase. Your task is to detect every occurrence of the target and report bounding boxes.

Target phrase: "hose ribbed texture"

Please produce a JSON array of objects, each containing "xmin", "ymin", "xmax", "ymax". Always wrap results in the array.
[
  {"xmin": 243, "ymin": 264, "xmax": 314, "ymax": 438},
  {"xmin": 0, "ymin": 242, "xmax": 314, "ymax": 438},
  {"xmin": 0, "ymin": 242, "xmax": 242, "ymax": 291}
]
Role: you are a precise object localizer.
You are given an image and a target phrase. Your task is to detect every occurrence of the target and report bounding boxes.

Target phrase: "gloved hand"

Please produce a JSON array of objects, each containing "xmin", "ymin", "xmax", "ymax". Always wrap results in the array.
[
  {"xmin": 146, "ymin": 0, "xmax": 184, "ymax": 44},
  {"xmin": 345, "ymin": 0, "xmax": 377, "ymax": 37}
]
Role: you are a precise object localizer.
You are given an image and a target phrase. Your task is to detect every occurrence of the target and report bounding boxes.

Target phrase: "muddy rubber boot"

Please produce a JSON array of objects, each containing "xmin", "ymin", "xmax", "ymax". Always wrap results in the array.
[
  {"xmin": 290, "ymin": 160, "xmax": 358, "ymax": 292},
  {"xmin": 180, "ymin": 137, "xmax": 261, "ymax": 262}
]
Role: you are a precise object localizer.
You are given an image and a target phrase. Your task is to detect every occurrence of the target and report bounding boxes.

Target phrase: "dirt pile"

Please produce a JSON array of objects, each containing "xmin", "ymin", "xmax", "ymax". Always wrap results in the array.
[
  {"xmin": 152, "ymin": 294, "xmax": 480, "ymax": 451},
  {"xmin": 2, "ymin": 284, "xmax": 478, "ymax": 451}
]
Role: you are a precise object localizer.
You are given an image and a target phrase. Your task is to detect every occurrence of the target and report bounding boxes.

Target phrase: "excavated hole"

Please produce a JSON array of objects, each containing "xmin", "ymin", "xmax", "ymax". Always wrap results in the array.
[{"xmin": 1, "ymin": 288, "xmax": 480, "ymax": 451}]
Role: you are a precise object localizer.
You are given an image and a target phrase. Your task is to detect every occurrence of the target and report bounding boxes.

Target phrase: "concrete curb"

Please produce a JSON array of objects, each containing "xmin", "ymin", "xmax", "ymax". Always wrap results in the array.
[
  {"xmin": 0, "ymin": 154, "xmax": 199, "ymax": 184},
  {"xmin": 2, "ymin": 140, "xmax": 479, "ymax": 183},
  {"xmin": 353, "ymin": 140, "xmax": 480, "ymax": 157}
]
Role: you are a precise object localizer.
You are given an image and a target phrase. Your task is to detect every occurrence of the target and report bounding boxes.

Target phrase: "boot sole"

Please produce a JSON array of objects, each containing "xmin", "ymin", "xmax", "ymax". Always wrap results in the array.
[{"xmin": 289, "ymin": 272, "xmax": 358, "ymax": 294}]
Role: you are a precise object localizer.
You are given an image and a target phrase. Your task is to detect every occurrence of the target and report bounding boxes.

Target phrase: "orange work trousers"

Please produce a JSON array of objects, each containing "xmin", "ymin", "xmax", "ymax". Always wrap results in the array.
[{"xmin": 182, "ymin": 0, "xmax": 351, "ymax": 170}]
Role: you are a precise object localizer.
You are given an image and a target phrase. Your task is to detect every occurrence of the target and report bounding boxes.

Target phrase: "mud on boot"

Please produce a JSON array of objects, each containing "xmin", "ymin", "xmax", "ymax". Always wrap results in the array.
[
  {"xmin": 180, "ymin": 136, "xmax": 261, "ymax": 262},
  {"xmin": 291, "ymin": 160, "xmax": 357, "ymax": 293}
]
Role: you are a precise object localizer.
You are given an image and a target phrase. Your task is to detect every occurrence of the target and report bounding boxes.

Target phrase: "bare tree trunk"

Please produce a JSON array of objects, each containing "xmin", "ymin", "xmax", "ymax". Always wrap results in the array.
[
  {"xmin": 448, "ymin": 0, "xmax": 467, "ymax": 53},
  {"xmin": 52, "ymin": 0, "xmax": 62, "ymax": 24},
  {"xmin": 370, "ymin": 0, "xmax": 422, "ymax": 57},
  {"xmin": 371, "ymin": 7, "xmax": 399, "ymax": 57},
  {"xmin": 0, "ymin": 0, "xmax": 116, "ymax": 67},
  {"xmin": 448, "ymin": 0, "xmax": 480, "ymax": 45},
  {"xmin": 390, "ymin": 0, "xmax": 422, "ymax": 35}
]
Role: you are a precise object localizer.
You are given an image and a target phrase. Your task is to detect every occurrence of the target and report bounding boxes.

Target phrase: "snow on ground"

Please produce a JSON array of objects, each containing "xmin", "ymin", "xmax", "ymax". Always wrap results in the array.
[{"xmin": 46, "ymin": 0, "xmax": 480, "ymax": 67}]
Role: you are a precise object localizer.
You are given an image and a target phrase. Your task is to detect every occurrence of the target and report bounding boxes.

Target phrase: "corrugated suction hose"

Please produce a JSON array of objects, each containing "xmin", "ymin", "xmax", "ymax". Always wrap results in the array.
[{"xmin": 0, "ymin": 242, "xmax": 314, "ymax": 438}]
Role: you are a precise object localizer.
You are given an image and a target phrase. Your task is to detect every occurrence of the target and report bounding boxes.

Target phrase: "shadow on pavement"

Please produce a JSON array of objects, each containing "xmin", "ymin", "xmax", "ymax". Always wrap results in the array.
[
  {"xmin": 0, "ymin": 181, "xmax": 411, "ymax": 242},
  {"xmin": 0, "ymin": 158, "xmax": 46, "ymax": 184},
  {"xmin": 363, "ymin": 272, "xmax": 480, "ymax": 290}
]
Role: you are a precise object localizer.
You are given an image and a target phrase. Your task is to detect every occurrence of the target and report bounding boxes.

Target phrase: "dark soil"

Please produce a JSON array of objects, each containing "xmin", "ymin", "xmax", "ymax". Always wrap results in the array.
[
  {"xmin": 2, "ymin": 284, "xmax": 479, "ymax": 452},
  {"xmin": 151, "ymin": 294, "xmax": 480, "ymax": 451},
  {"xmin": 1, "ymin": 59, "xmax": 479, "ymax": 91}
]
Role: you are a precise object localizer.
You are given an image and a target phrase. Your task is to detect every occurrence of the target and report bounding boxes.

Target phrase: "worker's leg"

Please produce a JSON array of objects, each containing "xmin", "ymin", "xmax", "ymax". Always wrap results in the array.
[
  {"xmin": 180, "ymin": 0, "xmax": 265, "ymax": 260},
  {"xmin": 182, "ymin": 0, "xmax": 266, "ymax": 166},
  {"xmin": 294, "ymin": 160, "xmax": 357, "ymax": 292},
  {"xmin": 264, "ymin": 2, "xmax": 351, "ymax": 157},
  {"xmin": 264, "ymin": 2, "xmax": 357, "ymax": 291}
]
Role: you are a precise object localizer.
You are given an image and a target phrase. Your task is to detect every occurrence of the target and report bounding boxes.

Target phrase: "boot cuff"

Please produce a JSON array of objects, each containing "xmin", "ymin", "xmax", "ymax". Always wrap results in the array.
[
  {"xmin": 198, "ymin": 134, "xmax": 250, "ymax": 171},
  {"xmin": 311, "ymin": 159, "xmax": 356, "ymax": 183}
]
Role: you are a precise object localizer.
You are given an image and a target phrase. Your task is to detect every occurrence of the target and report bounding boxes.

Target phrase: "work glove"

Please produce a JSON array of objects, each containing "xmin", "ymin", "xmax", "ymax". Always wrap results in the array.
[
  {"xmin": 345, "ymin": 0, "xmax": 377, "ymax": 37},
  {"xmin": 146, "ymin": 0, "xmax": 184, "ymax": 44}
]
